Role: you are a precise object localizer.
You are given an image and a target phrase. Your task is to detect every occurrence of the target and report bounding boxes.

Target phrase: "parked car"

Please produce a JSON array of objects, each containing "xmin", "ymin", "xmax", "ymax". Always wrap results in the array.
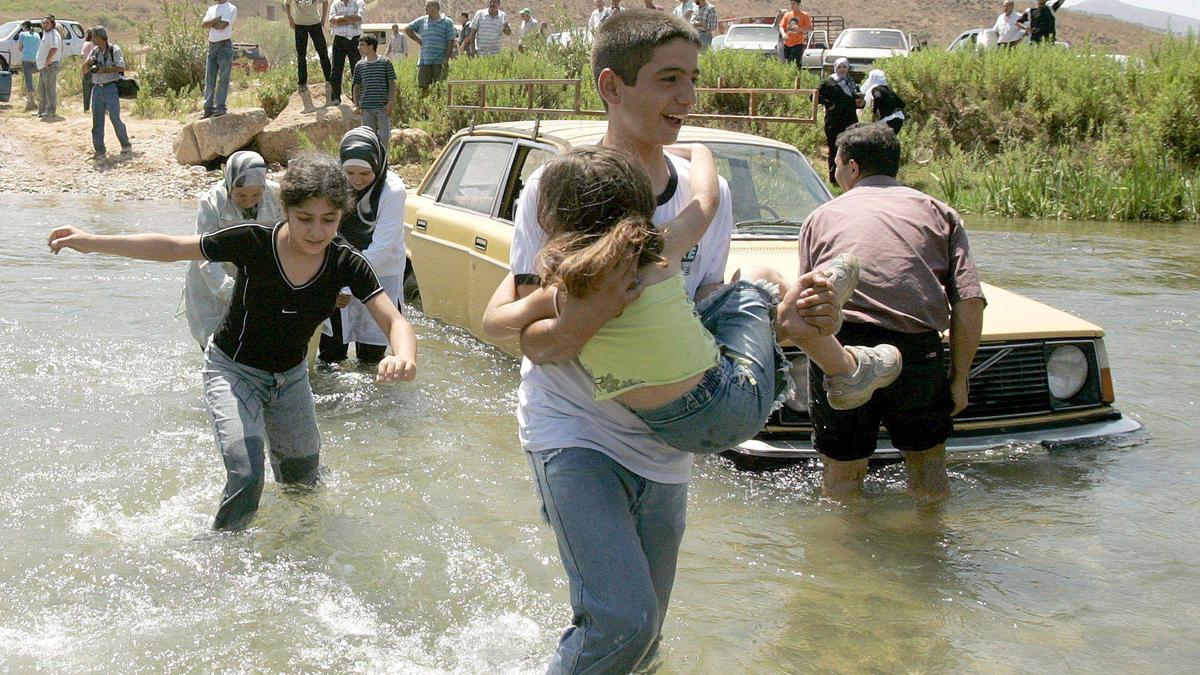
[
  {"xmin": 232, "ymin": 42, "xmax": 269, "ymax": 73},
  {"xmin": 802, "ymin": 27, "xmax": 923, "ymax": 77},
  {"xmin": 716, "ymin": 24, "xmax": 780, "ymax": 58},
  {"xmin": 0, "ymin": 19, "xmax": 87, "ymax": 73},
  {"xmin": 547, "ymin": 26, "xmax": 592, "ymax": 48},
  {"xmin": 402, "ymin": 118, "xmax": 1141, "ymax": 462}
]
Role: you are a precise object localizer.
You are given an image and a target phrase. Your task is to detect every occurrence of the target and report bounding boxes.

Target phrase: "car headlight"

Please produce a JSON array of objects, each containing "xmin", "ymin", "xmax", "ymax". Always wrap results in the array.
[
  {"xmin": 783, "ymin": 354, "xmax": 809, "ymax": 412},
  {"xmin": 1047, "ymin": 345, "xmax": 1088, "ymax": 400}
]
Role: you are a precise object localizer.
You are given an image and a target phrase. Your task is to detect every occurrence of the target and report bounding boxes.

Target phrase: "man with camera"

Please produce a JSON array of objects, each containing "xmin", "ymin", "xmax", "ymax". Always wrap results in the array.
[{"xmin": 85, "ymin": 27, "xmax": 132, "ymax": 159}]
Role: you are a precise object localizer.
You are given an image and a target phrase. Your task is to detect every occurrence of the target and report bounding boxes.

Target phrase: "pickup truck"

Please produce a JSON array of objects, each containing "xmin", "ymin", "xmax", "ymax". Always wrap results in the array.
[{"xmin": 801, "ymin": 27, "xmax": 924, "ymax": 78}]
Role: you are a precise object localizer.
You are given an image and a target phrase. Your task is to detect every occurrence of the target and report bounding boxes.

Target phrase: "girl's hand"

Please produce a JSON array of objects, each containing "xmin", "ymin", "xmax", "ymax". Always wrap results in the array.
[
  {"xmin": 48, "ymin": 226, "xmax": 92, "ymax": 254},
  {"xmin": 376, "ymin": 355, "xmax": 416, "ymax": 382}
]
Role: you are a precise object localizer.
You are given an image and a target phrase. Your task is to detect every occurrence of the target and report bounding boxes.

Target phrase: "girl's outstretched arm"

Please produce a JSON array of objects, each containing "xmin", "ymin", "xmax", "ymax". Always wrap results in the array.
[
  {"xmin": 48, "ymin": 226, "xmax": 204, "ymax": 262},
  {"xmin": 481, "ymin": 272, "xmax": 559, "ymax": 340},
  {"xmin": 364, "ymin": 291, "xmax": 418, "ymax": 382},
  {"xmin": 659, "ymin": 143, "xmax": 719, "ymax": 261}
]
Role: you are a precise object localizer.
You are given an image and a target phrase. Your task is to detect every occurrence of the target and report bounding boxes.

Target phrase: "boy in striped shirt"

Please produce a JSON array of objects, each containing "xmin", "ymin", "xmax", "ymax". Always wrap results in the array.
[{"xmin": 352, "ymin": 35, "xmax": 397, "ymax": 144}]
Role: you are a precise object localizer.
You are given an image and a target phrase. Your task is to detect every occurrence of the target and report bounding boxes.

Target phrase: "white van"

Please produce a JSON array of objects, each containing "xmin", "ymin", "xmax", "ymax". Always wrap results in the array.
[{"xmin": 0, "ymin": 19, "xmax": 87, "ymax": 72}]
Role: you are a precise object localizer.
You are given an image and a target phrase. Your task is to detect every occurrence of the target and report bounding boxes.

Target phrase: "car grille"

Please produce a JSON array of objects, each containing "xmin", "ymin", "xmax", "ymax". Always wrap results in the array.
[{"xmin": 773, "ymin": 342, "xmax": 1054, "ymax": 427}]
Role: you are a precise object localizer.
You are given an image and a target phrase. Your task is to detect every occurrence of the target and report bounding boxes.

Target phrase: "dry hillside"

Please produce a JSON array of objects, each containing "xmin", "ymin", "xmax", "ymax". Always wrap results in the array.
[{"xmin": 9, "ymin": 0, "xmax": 1162, "ymax": 53}]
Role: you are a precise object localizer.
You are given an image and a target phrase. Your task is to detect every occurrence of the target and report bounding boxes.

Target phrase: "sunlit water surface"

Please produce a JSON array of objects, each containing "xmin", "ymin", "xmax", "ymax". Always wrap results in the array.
[{"xmin": 1, "ymin": 196, "xmax": 1196, "ymax": 673}]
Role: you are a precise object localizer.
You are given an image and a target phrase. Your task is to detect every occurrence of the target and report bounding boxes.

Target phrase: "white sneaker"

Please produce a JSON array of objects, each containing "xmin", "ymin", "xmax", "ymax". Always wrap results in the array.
[
  {"xmin": 824, "ymin": 344, "xmax": 902, "ymax": 410},
  {"xmin": 822, "ymin": 253, "xmax": 859, "ymax": 334}
]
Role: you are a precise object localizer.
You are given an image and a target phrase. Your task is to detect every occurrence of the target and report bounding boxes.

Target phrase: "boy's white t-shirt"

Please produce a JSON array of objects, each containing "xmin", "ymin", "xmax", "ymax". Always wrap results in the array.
[
  {"xmin": 204, "ymin": 2, "xmax": 238, "ymax": 42},
  {"xmin": 510, "ymin": 152, "xmax": 734, "ymax": 484}
]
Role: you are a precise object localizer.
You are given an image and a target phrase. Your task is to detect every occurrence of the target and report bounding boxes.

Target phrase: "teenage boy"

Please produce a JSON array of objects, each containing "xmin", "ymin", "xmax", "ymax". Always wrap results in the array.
[
  {"xmin": 328, "ymin": 0, "xmax": 364, "ymax": 105},
  {"xmin": 85, "ymin": 26, "xmax": 132, "ymax": 159},
  {"xmin": 779, "ymin": 0, "xmax": 812, "ymax": 70},
  {"xmin": 405, "ymin": 1, "xmax": 456, "ymax": 96},
  {"xmin": 14, "ymin": 22, "xmax": 41, "ymax": 110},
  {"xmin": 351, "ymin": 35, "xmax": 396, "ymax": 142},
  {"xmin": 488, "ymin": 10, "xmax": 835, "ymax": 672},
  {"xmin": 36, "ymin": 16, "xmax": 62, "ymax": 119},
  {"xmin": 287, "ymin": 0, "xmax": 334, "ymax": 100},
  {"xmin": 201, "ymin": 0, "xmax": 238, "ymax": 118}
]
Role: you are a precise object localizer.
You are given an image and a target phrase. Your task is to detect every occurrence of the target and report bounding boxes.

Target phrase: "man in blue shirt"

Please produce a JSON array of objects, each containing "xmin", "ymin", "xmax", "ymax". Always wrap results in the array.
[
  {"xmin": 404, "ymin": 0, "xmax": 456, "ymax": 97},
  {"xmin": 13, "ymin": 22, "xmax": 41, "ymax": 110}
]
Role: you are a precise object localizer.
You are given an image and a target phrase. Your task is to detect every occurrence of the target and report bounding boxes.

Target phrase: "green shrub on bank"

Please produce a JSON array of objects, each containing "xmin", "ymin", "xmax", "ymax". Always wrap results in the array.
[{"xmin": 138, "ymin": 0, "xmax": 206, "ymax": 94}]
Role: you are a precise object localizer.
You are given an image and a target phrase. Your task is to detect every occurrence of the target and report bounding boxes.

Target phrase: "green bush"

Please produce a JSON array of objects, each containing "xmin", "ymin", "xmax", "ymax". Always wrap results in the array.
[{"xmin": 138, "ymin": 0, "xmax": 206, "ymax": 95}]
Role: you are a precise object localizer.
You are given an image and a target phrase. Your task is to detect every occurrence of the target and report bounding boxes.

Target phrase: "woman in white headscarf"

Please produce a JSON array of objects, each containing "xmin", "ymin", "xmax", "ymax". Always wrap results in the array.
[
  {"xmin": 183, "ymin": 151, "xmax": 284, "ymax": 349},
  {"xmin": 817, "ymin": 57, "xmax": 863, "ymax": 184},
  {"xmin": 318, "ymin": 127, "xmax": 408, "ymax": 365},
  {"xmin": 860, "ymin": 69, "xmax": 906, "ymax": 135}
]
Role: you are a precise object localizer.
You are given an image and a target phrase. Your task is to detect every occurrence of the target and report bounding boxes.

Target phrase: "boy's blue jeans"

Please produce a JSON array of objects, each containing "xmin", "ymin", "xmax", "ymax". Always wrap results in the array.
[
  {"xmin": 635, "ymin": 279, "xmax": 788, "ymax": 454},
  {"xmin": 203, "ymin": 39, "xmax": 233, "ymax": 115},
  {"xmin": 528, "ymin": 447, "xmax": 687, "ymax": 674}
]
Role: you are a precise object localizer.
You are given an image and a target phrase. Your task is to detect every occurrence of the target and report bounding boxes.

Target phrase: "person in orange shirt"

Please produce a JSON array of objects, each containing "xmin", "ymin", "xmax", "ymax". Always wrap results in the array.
[{"xmin": 779, "ymin": 0, "xmax": 812, "ymax": 70}]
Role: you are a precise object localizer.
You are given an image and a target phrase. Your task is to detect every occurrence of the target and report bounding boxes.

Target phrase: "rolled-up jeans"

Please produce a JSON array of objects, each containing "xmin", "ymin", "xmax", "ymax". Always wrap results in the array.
[
  {"xmin": 90, "ymin": 82, "xmax": 130, "ymax": 154},
  {"xmin": 634, "ymin": 279, "xmax": 789, "ymax": 454},
  {"xmin": 203, "ymin": 39, "xmax": 233, "ymax": 115},
  {"xmin": 527, "ymin": 447, "xmax": 687, "ymax": 674},
  {"xmin": 202, "ymin": 345, "xmax": 321, "ymax": 531}
]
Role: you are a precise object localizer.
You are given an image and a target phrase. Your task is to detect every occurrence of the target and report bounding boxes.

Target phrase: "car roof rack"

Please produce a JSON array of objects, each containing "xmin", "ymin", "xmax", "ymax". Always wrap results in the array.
[{"xmin": 447, "ymin": 78, "xmax": 818, "ymax": 140}]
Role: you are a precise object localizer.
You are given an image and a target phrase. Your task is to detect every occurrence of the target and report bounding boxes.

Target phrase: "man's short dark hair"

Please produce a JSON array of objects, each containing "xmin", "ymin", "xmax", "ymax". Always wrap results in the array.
[
  {"xmin": 361, "ymin": 34, "xmax": 378, "ymax": 49},
  {"xmin": 836, "ymin": 122, "xmax": 901, "ymax": 178},
  {"xmin": 460, "ymin": 12, "xmax": 469, "ymax": 18},
  {"xmin": 591, "ymin": 9, "xmax": 700, "ymax": 87}
]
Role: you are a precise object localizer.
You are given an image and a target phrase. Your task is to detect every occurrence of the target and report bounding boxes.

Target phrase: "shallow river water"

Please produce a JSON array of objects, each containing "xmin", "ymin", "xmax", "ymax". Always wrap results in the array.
[{"xmin": 1, "ymin": 195, "xmax": 1197, "ymax": 673}]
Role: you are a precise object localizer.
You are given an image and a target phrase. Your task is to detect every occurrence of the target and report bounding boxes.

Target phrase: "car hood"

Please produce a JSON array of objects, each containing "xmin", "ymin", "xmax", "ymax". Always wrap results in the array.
[
  {"xmin": 726, "ymin": 41, "xmax": 777, "ymax": 50},
  {"xmin": 824, "ymin": 48, "xmax": 903, "ymax": 61},
  {"xmin": 726, "ymin": 238, "xmax": 1104, "ymax": 340}
]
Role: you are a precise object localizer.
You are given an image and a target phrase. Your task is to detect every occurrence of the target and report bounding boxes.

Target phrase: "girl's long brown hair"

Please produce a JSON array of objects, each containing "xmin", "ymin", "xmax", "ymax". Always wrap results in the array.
[{"xmin": 536, "ymin": 147, "xmax": 664, "ymax": 298}]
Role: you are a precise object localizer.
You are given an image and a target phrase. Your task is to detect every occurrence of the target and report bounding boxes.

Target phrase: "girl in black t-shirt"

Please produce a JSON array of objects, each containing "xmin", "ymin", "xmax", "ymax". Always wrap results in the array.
[{"xmin": 48, "ymin": 153, "xmax": 418, "ymax": 531}]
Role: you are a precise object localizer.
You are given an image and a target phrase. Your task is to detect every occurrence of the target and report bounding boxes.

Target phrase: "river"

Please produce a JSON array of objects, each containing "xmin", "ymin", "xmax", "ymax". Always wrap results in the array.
[{"xmin": 1, "ymin": 195, "xmax": 1196, "ymax": 673}]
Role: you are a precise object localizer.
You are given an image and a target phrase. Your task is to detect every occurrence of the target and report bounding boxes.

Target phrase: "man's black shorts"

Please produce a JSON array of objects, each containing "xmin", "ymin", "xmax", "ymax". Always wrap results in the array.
[
  {"xmin": 417, "ymin": 63, "xmax": 447, "ymax": 88},
  {"xmin": 783, "ymin": 43, "xmax": 806, "ymax": 66},
  {"xmin": 809, "ymin": 322, "xmax": 954, "ymax": 462}
]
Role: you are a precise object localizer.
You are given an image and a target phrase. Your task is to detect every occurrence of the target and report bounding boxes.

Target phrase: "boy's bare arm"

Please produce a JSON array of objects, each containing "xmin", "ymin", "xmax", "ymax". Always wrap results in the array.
[{"xmin": 517, "ymin": 258, "xmax": 642, "ymax": 364}]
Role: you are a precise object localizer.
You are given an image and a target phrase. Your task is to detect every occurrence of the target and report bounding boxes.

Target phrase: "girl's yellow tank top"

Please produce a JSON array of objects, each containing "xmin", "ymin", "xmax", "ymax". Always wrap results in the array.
[{"xmin": 579, "ymin": 273, "xmax": 720, "ymax": 400}]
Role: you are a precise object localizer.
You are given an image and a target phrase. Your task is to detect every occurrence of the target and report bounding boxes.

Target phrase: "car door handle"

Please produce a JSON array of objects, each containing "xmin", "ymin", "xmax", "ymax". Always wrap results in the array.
[
  {"xmin": 415, "ymin": 218, "xmax": 428, "ymax": 231},
  {"xmin": 474, "ymin": 236, "xmax": 488, "ymax": 252}
]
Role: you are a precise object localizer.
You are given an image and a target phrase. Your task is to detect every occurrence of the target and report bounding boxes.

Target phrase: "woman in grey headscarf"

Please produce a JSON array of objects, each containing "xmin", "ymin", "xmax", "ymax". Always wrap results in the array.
[
  {"xmin": 817, "ymin": 57, "xmax": 864, "ymax": 184},
  {"xmin": 182, "ymin": 151, "xmax": 284, "ymax": 349}
]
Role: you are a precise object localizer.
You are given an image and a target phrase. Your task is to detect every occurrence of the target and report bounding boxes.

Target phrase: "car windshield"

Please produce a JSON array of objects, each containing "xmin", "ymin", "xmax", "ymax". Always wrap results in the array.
[
  {"xmin": 726, "ymin": 26, "xmax": 777, "ymax": 43},
  {"xmin": 702, "ymin": 142, "xmax": 830, "ymax": 236},
  {"xmin": 835, "ymin": 29, "xmax": 905, "ymax": 49}
]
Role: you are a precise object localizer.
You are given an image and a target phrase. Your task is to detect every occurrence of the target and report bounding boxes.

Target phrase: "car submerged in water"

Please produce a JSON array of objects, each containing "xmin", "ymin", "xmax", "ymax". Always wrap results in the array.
[{"xmin": 401, "ymin": 118, "xmax": 1141, "ymax": 464}]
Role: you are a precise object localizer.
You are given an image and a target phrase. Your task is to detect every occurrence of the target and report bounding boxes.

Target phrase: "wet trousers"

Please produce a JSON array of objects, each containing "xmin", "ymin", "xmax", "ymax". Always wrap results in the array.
[{"xmin": 202, "ymin": 345, "xmax": 321, "ymax": 530}]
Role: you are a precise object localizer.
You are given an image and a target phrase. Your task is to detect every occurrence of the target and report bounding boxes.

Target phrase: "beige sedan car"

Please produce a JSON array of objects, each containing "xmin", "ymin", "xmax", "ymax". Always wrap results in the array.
[{"xmin": 402, "ymin": 119, "xmax": 1140, "ymax": 462}]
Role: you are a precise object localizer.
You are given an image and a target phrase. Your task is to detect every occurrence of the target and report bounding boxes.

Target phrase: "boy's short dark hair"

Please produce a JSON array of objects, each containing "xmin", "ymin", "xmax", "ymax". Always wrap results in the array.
[
  {"xmin": 281, "ymin": 152, "xmax": 352, "ymax": 212},
  {"xmin": 836, "ymin": 122, "xmax": 901, "ymax": 178},
  {"xmin": 591, "ymin": 9, "xmax": 700, "ymax": 87},
  {"xmin": 360, "ymin": 34, "xmax": 378, "ymax": 49},
  {"xmin": 460, "ymin": 12, "xmax": 469, "ymax": 18}
]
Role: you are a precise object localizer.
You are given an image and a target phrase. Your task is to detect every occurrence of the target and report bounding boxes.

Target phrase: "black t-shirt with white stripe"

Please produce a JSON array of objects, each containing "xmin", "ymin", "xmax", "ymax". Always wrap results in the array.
[
  {"xmin": 201, "ymin": 223, "xmax": 383, "ymax": 372},
  {"xmin": 352, "ymin": 57, "xmax": 396, "ymax": 110}
]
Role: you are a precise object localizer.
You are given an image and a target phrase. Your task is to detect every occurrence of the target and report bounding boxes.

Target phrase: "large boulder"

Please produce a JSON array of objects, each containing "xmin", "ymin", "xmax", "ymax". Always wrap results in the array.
[
  {"xmin": 389, "ymin": 127, "xmax": 436, "ymax": 163},
  {"xmin": 173, "ymin": 109, "xmax": 269, "ymax": 165},
  {"xmin": 255, "ymin": 91, "xmax": 359, "ymax": 165}
]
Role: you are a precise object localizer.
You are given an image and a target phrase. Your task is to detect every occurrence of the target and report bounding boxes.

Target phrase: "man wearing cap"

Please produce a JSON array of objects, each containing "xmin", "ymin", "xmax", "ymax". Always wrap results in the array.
[
  {"xmin": 84, "ymin": 26, "xmax": 132, "ymax": 158},
  {"xmin": 517, "ymin": 8, "xmax": 538, "ymax": 52},
  {"xmin": 35, "ymin": 15, "xmax": 62, "ymax": 119},
  {"xmin": 201, "ymin": 0, "xmax": 237, "ymax": 119},
  {"xmin": 993, "ymin": 0, "xmax": 1028, "ymax": 48}
]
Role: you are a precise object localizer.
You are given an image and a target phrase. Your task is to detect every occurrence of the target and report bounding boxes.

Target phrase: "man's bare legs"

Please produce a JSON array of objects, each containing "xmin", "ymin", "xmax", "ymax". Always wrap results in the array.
[
  {"xmin": 820, "ymin": 455, "xmax": 869, "ymax": 502},
  {"xmin": 820, "ymin": 444, "xmax": 949, "ymax": 504}
]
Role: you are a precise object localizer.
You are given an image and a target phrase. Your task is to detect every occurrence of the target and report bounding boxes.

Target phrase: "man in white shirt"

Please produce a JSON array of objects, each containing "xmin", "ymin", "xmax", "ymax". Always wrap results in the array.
[
  {"xmin": 587, "ymin": 0, "xmax": 610, "ymax": 33},
  {"xmin": 517, "ymin": 8, "xmax": 538, "ymax": 51},
  {"xmin": 386, "ymin": 23, "xmax": 408, "ymax": 59},
  {"xmin": 201, "ymin": 0, "xmax": 237, "ymax": 118},
  {"xmin": 486, "ymin": 9, "xmax": 835, "ymax": 672},
  {"xmin": 35, "ymin": 15, "xmax": 62, "ymax": 119},
  {"xmin": 671, "ymin": 0, "xmax": 696, "ymax": 21},
  {"xmin": 993, "ymin": 0, "xmax": 1028, "ymax": 47},
  {"xmin": 471, "ymin": 0, "xmax": 512, "ymax": 55},
  {"xmin": 328, "ymin": 0, "xmax": 364, "ymax": 104}
]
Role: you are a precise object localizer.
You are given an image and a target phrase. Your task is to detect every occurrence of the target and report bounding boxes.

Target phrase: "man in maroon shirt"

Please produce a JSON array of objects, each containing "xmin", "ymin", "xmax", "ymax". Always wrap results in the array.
[{"xmin": 799, "ymin": 123, "xmax": 987, "ymax": 503}]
